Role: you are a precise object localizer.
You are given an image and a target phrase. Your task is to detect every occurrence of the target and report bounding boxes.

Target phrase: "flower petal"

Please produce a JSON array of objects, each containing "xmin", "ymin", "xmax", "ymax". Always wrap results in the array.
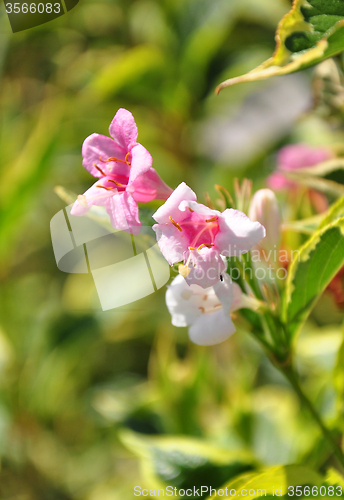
[
  {"xmin": 152, "ymin": 224, "xmax": 185, "ymax": 265},
  {"xmin": 130, "ymin": 168, "xmax": 173, "ymax": 202},
  {"xmin": 189, "ymin": 309, "xmax": 236, "ymax": 346},
  {"xmin": 185, "ymin": 248, "xmax": 227, "ymax": 289},
  {"xmin": 153, "ymin": 182, "xmax": 197, "ymax": 224},
  {"xmin": 179, "ymin": 200, "xmax": 220, "ymax": 218},
  {"xmin": 278, "ymin": 144, "xmax": 332, "ymax": 172},
  {"xmin": 230, "ymin": 282, "xmax": 260, "ymax": 311},
  {"xmin": 128, "ymin": 143, "xmax": 153, "ymax": 181},
  {"xmin": 70, "ymin": 178, "xmax": 113, "ymax": 216},
  {"xmin": 213, "ymin": 272, "xmax": 234, "ymax": 314},
  {"xmin": 128, "ymin": 143, "xmax": 172, "ymax": 202},
  {"xmin": 216, "ymin": 209, "xmax": 266, "ymax": 256},
  {"xmin": 109, "ymin": 108, "xmax": 138, "ymax": 151},
  {"xmin": 165, "ymin": 275, "xmax": 202, "ymax": 327},
  {"xmin": 107, "ymin": 191, "xmax": 141, "ymax": 235},
  {"xmin": 82, "ymin": 133, "xmax": 128, "ymax": 178},
  {"xmin": 267, "ymin": 172, "xmax": 292, "ymax": 190}
]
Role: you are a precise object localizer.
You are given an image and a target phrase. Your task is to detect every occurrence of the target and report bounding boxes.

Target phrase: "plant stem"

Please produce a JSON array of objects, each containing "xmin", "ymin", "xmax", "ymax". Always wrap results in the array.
[
  {"xmin": 282, "ymin": 365, "xmax": 344, "ymax": 470},
  {"xmin": 241, "ymin": 252, "xmax": 263, "ymax": 301}
]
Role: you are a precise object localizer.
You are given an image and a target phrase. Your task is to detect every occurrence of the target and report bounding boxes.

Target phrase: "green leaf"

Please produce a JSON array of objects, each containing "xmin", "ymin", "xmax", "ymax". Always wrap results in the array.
[
  {"xmin": 285, "ymin": 170, "xmax": 344, "ymax": 197},
  {"xmin": 292, "ymin": 157, "xmax": 344, "ymax": 177},
  {"xmin": 319, "ymin": 195, "xmax": 344, "ymax": 228},
  {"xmin": 283, "ymin": 216, "xmax": 344, "ymax": 337},
  {"xmin": 88, "ymin": 45, "xmax": 165, "ymax": 99},
  {"xmin": 216, "ymin": 0, "xmax": 344, "ymax": 93},
  {"xmin": 120, "ymin": 430, "xmax": 256, "ymax": 498},
  {"xmin": 283, "ymin": 195, "xmax": 344, "ymax": 235},
  {"xmin": 0, "ymin": 97, "xmax": 64, "ymax": 260},
  {"xmin": 206, "ymin": 465, "xmax": 322, "ymax": 499},
  {"xmin": 282, "ymin": 214, "xmax": 324, "ymax": 235},
  {"xmin": 325, "ymin": 467, "xmax": 344, "ymax": 488},
  {"xmin": 272, "ymin": 158, "xmax": 344, "ymax": 196},
  {"xmin": 334, "ymin": 331, "xmax": 344, "ymax": 425}
]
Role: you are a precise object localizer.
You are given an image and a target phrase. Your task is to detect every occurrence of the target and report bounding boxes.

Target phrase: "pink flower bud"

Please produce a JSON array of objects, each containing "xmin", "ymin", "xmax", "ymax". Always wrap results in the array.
[{"xmin": 249, "ymin": 189, "xmax": 280, "ymax": 255}]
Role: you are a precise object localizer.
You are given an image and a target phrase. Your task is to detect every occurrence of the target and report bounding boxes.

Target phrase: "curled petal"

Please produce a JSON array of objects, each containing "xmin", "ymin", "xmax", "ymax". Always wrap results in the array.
[
  {"xmin": 179, "ymin": 200, "xmax": 220, "ymax": 218},
  {"xmin": 153, "ymin": 182, "xmax": 197, "ymax": 224},
  {"xmin": 216, "ymin": 209, "xmax": 266, "ymax": 256},
  {"xmin": 107, "ymin": 191, "xmax": 141, "ymax": 235},
  {"xmin": 189, "ymin": 310, "xmax": 235, "ymax": 346},
  {"xmin": 109, "ymin": 108, "xmax": 138, "ymax": 151}
]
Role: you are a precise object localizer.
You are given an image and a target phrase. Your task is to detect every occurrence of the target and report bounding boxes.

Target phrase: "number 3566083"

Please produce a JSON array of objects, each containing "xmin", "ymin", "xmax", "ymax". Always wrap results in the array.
[{"xmin": 5, "ymin": 3, "xmax": 61, "ymax": 14}]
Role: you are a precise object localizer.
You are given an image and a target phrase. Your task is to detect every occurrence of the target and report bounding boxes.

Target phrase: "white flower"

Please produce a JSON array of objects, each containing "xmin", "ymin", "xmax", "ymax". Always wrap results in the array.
[{"xmin": 165, "ymin": 273, "xmax": 258, "ymax": 346}]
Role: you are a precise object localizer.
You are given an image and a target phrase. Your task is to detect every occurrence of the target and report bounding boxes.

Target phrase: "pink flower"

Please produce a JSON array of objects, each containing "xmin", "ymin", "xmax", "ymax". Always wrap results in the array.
[
  {"xmin": 152, "ymin": 183, "xmax": 265, "ymax": 288},
  {"xmin": 268, "ymin": 144, "xmax": 332, "ymax": 191},
  {"xmin": 71, "ymin": 108, "xmax": 172, "ymax": 235}
]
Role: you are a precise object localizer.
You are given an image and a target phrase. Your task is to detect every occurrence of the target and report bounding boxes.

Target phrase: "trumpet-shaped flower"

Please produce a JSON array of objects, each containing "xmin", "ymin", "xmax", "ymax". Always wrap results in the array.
[
  {"xmin": 152, "ymin": 182, "xmax": 265, "ymax": 288},
  {"xmin": 71, "ymin": 108, "xmax": 172, "ymax": 235},
  {"xmin": 166, "ymin": 273, "xmax": 258, "ymax": 345},
  {"xmin": 268, "ymin": 143, "xmax": 332, "ymax": 191}
]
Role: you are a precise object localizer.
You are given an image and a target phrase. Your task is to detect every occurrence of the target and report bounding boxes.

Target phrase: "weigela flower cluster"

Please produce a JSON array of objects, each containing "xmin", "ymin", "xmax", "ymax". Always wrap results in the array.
[{"xmin": 72, "ymin": 109, "xmax": 269, "ymax": 345}]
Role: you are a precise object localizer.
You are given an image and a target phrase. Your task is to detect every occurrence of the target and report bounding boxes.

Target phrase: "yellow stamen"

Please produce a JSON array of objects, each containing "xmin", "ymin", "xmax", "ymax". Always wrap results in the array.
[
  {"xmin": 97, "ymin": 184, "xmax": 114, "ymax": 191},
  {"xmin": 99, "ymin": 156, "xmax": 127, "ymax": 164},
  {"xmin": 169, "ymin": 216, "xmax": 183, "ymax": 232},
  {"xmin": 205, "ymin": 216, "xmax": 217, "ymax": 223},
  {"xmin": 189, "ymin": 246, "xmax": 195, "ymax": 251},
  {"xmin": 93, "ymin": 164, "xmax": 107, "ymax": 176},
  {"xmin": 199, "ymin": 306, "xmax": 205, "ymax": 313},
  {"xmin": 188, "ymin": 207, "xmax": 194, "ymax": 212},
  {"xmin": 197, "ymin": 243, "xmax": 214, "ymax": 251},
  {"xmin": 108, "ymin": 179, "xmax": 125, "ymax": 187},
  {"xmin": 125, "ymin": 152, "xmax": 132, "ymax": 166}
]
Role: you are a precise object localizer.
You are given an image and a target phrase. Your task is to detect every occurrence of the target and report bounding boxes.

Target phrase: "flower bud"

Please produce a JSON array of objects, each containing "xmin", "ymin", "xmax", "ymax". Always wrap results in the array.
[{"xmin": 249, "ymin": 189, "xmax": 280, "ymax": 256}]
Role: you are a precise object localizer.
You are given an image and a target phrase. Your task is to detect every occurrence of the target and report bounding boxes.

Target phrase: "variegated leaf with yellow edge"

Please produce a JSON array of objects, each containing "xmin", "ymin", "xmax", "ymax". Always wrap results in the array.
[
  {"xmin": 283, "ymin": 215, "xmax": 344, "ymax": 337},
  {"xmin": 216, "ymin": 0, "xmax": 344, "ymax": 93}
]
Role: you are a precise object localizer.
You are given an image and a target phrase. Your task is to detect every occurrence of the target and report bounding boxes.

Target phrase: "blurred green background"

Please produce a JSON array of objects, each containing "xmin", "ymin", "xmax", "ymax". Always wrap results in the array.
[{"xmin": 1, "ymin": 0, "xmax": 344, "ymax": 498}]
